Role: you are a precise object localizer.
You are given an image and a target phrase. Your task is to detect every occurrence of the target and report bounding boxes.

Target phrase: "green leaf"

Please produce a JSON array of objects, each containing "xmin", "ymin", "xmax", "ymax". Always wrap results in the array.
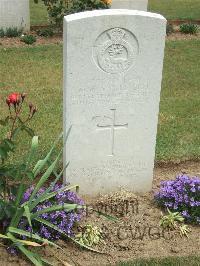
[
  {"xmin": 0, "ymin": 233, "xmax": 9, "ymax": 239},
  {"xmin": 15, "ymin": 183, "xmax": 26, "ymax": 207},
  {"xmin": 8, "ymin": 227, "xmax": 63, "ymax": 250},
  {"xmin": 24, "ymin": 205, "xmax": 32, "ymax": 228},
  {"xmin": 33, "ymin": 132, "xmax": 63, "ymax": 177},
  {"xmin": 26, "ymin": 179, "xmax": 77, "ymax": 212},
  {"xmin": 7, "ymin": 232, "xmax": 43, "ymax": 266},
  {"xmin": 17, "ymin": 245, "xmax": 43, "ymax": 266},
  {"xmin": 23, "ymin": 126, "xmax": 35, "ymax": 137},
  {"xmin": 4, "ymin": 139, "xmax": 15, "ymax": 151},
  {"xmin": 17, "ymin": 240, "xmax": 42, "ymax": 247},
  {"xmin": 29, "ymin": 151, "xmax": 62, "ymax": 204},
  {"xmin": 0, "ymin": 147, "xmax": 7, "ymax": 160},
  {"xmin": 25, "ymin": 136, "xmax": 38, "ymax": 172},
  {"xmin": 33, "ymin": 127, "xmax": 71, "ymax": 178},
  {"xmin": 31, "ymin": 203, "xmax": 83, "ymax": 219},
  {"xmin": 12, "ymin": 126, "xmax": 23, "ymax": 139},
  {"xmin": 26, "ymin": 170, "xmax": 34, "ymax": 180},
  {"xmin": 93, "ymin": 209, "xmax": 118, "ymax": 222}
]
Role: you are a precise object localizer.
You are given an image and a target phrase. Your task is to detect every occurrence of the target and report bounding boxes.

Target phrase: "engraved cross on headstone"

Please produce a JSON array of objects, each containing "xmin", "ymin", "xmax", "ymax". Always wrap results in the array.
[{"xmin": 95, "ymin": 109, "xmax": 128, "ymax": 156}]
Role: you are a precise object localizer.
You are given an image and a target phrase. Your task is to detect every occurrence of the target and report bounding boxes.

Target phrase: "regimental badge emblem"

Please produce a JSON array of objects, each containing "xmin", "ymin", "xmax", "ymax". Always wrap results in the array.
[{"xmin": 93, "ymin": 27, "xmax": 139, "ymax": 74}]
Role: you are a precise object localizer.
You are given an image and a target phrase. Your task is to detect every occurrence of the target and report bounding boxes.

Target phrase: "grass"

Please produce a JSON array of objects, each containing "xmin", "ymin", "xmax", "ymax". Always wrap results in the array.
[
  {"xmin": 156, "ymin": 39, "xmax": 200, "ymax": 162},
  {"xmin": 29, "ymin": 0, "xmax": 200, "ymax": 26},
  {"xmin": 118, "ymin": 255, "xmax": 200, "ymax": 266},
  {"xmin": 30, "ymin": 0, "xmax": 49, "ymax": 26},
  {"xmin": 0, "ymin": 40, "xmax": 200, "ymax": 163},
  {"xmin": 0, "ymin": 45, "xmax": 62, "ymax": 163},
  {"xmin": 148, "ymin": 0, "xmax": 200, "ymax": 20}
]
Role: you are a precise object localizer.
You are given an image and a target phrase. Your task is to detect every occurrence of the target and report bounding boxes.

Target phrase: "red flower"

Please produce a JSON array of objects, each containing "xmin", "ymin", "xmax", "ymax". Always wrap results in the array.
[{"xmin": 6, "ymin": 93, "xmax": 21, "ymax": 106}]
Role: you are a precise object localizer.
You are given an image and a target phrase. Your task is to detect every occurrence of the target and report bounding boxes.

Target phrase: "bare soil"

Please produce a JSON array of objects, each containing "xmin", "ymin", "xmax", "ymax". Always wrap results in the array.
[{"xmin": 0, "ymin": 161, "xmax": 200, "ymax": 266}]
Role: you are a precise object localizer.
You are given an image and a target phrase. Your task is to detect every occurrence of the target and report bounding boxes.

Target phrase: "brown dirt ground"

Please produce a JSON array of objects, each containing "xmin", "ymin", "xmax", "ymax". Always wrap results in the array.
[
  {"xmin": 0, "ymin": 30, "xmax": 200, "ymax": 48},
  {"xmin": 0, "ymin": 160, "xmax": 200, "ymax": 266}
]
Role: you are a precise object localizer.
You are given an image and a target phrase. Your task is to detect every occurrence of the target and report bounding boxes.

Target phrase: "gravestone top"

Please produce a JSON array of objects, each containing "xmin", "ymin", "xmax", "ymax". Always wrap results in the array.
[
  {"xmin": 63, "ymin": 9, "xmax": 166, "ymax": 195},
  {"xmin": 65, "ymin": 9, "xmax": 163, "ymax": 21}
]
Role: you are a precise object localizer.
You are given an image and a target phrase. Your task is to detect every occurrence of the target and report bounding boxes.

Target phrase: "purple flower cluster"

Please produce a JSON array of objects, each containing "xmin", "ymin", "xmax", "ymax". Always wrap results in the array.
[
  {"xmin": 154, "ymin": 174, "xmax": 200, "ymax": 224},
  {"xmin": 19, "ymin": 184, "xmax": 85, "ymax": 240}
]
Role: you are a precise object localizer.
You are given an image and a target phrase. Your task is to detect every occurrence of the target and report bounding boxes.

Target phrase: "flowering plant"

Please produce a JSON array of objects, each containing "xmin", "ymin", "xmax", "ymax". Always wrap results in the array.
[
  {"xmin": 0, "ymin": 92, "xmax": 36, "ymax": 162},
  {"xmin": 0, "ymin": 93, "xmax": 37, "ymax": 222},
  {"xmin": 19, "ymin": 184, "xmax": 84, "ymax": 241},
  {"xmin": 0, "ymin": 94, "xmax": 86, "ymax": 265},
  {"xmin": 0, "ymin": 129, "xmax": 86, "ymax": 265},
  {"xmin": 154, "ymin": 174, "xmax": 200, "ymax": 224}
]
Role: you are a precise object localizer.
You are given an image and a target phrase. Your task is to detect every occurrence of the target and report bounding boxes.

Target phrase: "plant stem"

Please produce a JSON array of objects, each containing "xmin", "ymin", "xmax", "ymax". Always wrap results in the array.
[{"xmin": 9, "ymin": 102, "xmax": 23, "ymax": 140}]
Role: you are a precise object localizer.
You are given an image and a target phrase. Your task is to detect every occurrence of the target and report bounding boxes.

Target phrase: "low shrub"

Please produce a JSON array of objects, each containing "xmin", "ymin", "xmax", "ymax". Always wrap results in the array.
[
  {"xmin": 0, "ymin": 28, "xmax": 5, "ymax": 38},
  {"xmin": 179, "ymin": 23, "xmax": 199, "ymax": 34},
  {"xmin": 34, "ymin": 0, "xmax": 110, "ymax": 27},
  {"xmin": 166, "ymin": 23, "xmax": 174, "ymax": 35},
  {"xmin": 36, "ymin": 28, "xmax": 54, "ymax": 37},
  {"xmin": 21, "ymin": 35, "xmax": 37, "ymax": 45},
  {"xmin": 5, "ymin": 27, "xmax": 22, "ymax": 37},
  {"xmin": 154, "ymin": 174, "xmax": 200, "ymax": 224}
]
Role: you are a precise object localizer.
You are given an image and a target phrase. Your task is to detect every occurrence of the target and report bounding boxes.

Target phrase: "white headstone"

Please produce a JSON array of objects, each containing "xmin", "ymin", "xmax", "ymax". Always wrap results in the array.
[
  {"xmin": 0, "ymin": 0, "xmax": 30, "ymax": 31},
  {"xmin": 111, "ymin": 0, "xmax": 148, "ymax": 11},
  {"xmin": 63, "ymin": 10, "xmax": 166, "ymax": 195}
]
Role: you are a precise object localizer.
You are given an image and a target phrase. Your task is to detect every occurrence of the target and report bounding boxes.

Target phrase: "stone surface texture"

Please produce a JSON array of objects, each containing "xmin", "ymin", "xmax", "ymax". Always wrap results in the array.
[
  {"xmin": 111, "ymin": 0, "xmax": 148, "ymax": 11},
  {"xmin": 0, "ymin": 0, "xmax": 30, "ymax": 31},
  {"xmin": 63, "ymin": 10, "xmax": 166, "ymax": 195}
]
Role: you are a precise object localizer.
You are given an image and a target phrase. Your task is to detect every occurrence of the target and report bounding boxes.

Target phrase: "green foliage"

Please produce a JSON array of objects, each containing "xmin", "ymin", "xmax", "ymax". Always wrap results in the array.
[
  {"xmin": 75, "ymin": 224, "xmax": 103, "ymax": 247},
  {"xmin": 166, "ymin": 23, "xmax": 174, "ymax": 35},
  {"xmin": 159, "ymin": 208, "xmax": 184, "ymax": 229},
  {"xmin": 179, "ymin": 23, "xmax": 199, "ymax": 34},
  {"xmin": 34, "ymin": 0, "xmax": 110, "ymax": 27},
  {"xmin": 4, "ymin": 27, "xmax": 23, "ymax": 38},
  {"xmin": 21, "ymin": 35, "xmax": 37, "ymax": 45},
  {"xmin": 36, "ymin": 28, "xmax": 54, "ymax": 37},
  {"xmin": 159, "ymin": 209, "xmax": 191, "ymax": 238}
]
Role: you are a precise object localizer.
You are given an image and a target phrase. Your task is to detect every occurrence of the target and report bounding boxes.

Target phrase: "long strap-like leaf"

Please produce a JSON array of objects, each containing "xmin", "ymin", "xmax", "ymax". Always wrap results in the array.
[
  {"xmin": 29, "ymin": 150, "xmax": 63, "ymax": 203},
  {"xmin": 7, "ymin": 232, "xmax": 43, "ymax": 266},
  {"xmin": 33, "ymin": 132, "xmax": 63, "ymax": 177},
  {"xmin": 25, "ymin": 136, "xmax": 39, "ymax": 172},
  {"xmin": 8, "ymin": 227, "xmax": 62, "ymax": 250},
  {"xmin": 30, "ymin": 203, "xmax": 84, "ymax": 219}
]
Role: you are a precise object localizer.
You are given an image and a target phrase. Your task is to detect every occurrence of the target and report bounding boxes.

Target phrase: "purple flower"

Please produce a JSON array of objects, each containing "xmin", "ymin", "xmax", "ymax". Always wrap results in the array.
[
  {"xmin": 7, "ymin": 247, "xmax": 18, "ymax": 256},
  {"xmin": 18, "ymin": 184, "xmax": 85, "ymax": 241},
  {"xmin": 154, "ymin": 174, "xmax": 200, "ymax": 224}
]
